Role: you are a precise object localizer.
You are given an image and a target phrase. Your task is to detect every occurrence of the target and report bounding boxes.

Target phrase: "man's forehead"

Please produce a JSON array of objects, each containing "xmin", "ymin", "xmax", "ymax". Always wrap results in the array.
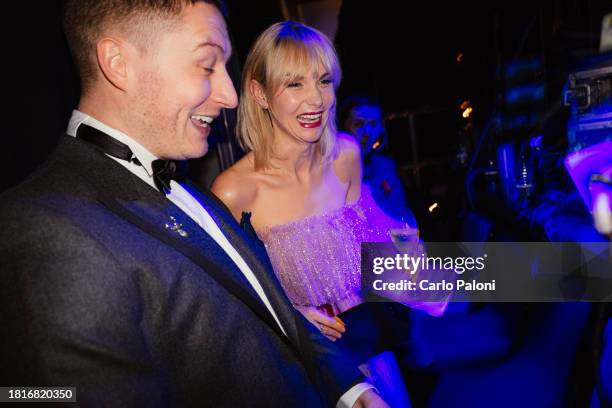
[{"xmin": 185, "ymin": 2, "xmax": 231, "ymax": 58}]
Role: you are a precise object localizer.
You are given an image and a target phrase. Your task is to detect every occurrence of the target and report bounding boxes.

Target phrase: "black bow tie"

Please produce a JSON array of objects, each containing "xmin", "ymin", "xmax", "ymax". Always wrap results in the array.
[
  {"xmin": 150, "ymin": 159, "xmax": 188, "ymax": 193},
  {"xmin": 76, "ymin": 124, "xmax": 187, "ymax": 194}
]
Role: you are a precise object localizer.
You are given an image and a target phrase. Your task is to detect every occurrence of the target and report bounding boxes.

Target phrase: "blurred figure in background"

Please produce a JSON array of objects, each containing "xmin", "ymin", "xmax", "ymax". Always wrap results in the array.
[{"xmin": 338, "ymin": 96, "xmax": 416, "ymax": 226}]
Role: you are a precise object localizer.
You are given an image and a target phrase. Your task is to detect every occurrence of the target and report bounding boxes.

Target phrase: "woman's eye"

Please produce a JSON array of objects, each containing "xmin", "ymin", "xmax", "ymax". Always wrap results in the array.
[
  {"xmin": 202, "ymin": 67, "xmax": 215, "ymax": 74},
  {"xmin": 287, "ymin": 82, "xmax": 301, "ymax": 88},
  {"xmin": 320, "ymin": 78, "xmax": 333, "ymax": 86}
]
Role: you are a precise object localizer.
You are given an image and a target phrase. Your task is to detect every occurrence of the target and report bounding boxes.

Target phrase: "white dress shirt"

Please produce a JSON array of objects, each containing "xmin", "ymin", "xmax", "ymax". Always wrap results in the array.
[{"xmin": 66, "ymin": 110, "xmax": 372, "ymax": 408}]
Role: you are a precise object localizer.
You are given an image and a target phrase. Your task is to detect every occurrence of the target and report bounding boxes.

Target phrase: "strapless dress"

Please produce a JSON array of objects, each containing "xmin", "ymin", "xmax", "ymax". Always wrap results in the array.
[{"xmin": 255, "ymin": 187, "xmax": 401, "ymax": 314}]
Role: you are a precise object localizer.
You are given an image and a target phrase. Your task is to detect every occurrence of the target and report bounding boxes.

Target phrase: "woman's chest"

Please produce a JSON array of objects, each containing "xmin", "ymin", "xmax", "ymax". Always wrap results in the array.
[{"xmin": 250, "ymin": 166, "xmax": 349, "ymax": 229}]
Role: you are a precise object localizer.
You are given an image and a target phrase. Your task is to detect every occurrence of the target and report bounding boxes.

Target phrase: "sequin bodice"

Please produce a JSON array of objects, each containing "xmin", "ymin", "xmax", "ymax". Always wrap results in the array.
[{"xmin": 258, "ymin": 187, "xmax": 400, "ymax": 313}]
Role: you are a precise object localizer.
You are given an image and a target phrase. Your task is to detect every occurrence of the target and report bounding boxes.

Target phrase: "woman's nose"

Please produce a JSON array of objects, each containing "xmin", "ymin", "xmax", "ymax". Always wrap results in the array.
[{"xmin": 306, "ymin": 84, "xmax": 323, "ymax": 107}]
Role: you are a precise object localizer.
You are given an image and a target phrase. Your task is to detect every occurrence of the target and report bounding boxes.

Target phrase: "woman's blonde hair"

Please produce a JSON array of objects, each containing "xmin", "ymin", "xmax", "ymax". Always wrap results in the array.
[{"xmin": 237, "ymin": 20, "xmax": 342, "ymax": 170}]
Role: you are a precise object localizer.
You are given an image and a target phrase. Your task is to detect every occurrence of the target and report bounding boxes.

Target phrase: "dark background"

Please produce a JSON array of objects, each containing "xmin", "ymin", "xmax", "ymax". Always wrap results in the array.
[
  {"xmin": 2, "ymin": 0, "xmax": 610, "ymax": 240},
  {"xmin": 1, "ymin": 2, "xmax": 610, "ymax": 406}
]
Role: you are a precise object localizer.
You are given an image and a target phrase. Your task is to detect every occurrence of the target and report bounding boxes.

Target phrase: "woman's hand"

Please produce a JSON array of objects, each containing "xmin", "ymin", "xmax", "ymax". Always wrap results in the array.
[{"xmin": 295, "ymin": 305, "xmax": 346, "ymax": 341}]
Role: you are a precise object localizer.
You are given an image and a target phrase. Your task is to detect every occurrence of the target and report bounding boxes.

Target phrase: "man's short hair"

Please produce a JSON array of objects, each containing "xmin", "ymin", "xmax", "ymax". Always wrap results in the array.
[{"xmin": 62, "ymin": 0, "xmax": 220, "ymax": 93}]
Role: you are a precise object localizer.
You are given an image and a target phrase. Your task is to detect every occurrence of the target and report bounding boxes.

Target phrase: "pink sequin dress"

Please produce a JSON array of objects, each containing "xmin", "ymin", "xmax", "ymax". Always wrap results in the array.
[{"xmin": 257, "ymin": 186, "xmax": 401, "ymax": 314}]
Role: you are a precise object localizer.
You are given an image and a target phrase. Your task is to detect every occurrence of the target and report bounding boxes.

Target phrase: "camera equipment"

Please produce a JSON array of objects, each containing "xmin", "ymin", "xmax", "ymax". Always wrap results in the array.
[{"xmin": 564, "ymin": 54, "xmax": 612, "ymax": 151}]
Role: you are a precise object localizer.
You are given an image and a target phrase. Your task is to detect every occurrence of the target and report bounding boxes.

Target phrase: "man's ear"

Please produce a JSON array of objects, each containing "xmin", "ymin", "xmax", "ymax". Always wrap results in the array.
[
  {"xmin": 96, "ymin": 37, "xmax": 129, "ymax": 91},
  {"xmin": 249, "ymin": 79, "xmax": 269, "ymax": 109}
]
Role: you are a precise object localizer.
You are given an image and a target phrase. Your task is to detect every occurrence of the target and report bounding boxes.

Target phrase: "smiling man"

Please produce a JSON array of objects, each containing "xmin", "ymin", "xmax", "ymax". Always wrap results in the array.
[{"xmin": 0, "ymin": 1, "xmax": 383, "ymax": 407}]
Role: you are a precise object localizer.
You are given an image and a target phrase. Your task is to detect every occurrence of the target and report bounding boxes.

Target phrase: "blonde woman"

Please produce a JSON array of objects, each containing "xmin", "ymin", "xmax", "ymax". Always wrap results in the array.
[{"xmin": 213, "ymin": 20, "xmax": 425, "ymax": 406}]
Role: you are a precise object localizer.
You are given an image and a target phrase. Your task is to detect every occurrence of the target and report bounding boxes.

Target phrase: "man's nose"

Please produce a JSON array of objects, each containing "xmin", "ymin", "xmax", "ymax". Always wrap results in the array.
[{"xmin": 215, "ymin": 69, "xmax": 238, "ymax": 109}]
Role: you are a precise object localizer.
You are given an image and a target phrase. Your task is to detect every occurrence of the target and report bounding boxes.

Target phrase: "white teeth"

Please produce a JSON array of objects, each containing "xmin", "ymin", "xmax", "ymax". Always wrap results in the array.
[
  {"xmin": 191, "ymin": 114, "xmax": 214, "ymax": 127},
  {"xmin": 297, "ymin": 113, "xmax": 322, "ymax": 122}
]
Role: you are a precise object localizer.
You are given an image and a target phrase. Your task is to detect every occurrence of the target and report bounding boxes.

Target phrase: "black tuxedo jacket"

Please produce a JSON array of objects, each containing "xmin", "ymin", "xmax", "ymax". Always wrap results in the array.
[{"xmin": 0, "ymin": 135, "xmax": 363, "ymax": 407}]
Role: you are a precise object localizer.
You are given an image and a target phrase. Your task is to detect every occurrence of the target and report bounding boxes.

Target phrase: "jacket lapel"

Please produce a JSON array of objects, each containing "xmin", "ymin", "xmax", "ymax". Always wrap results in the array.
[
  {"xmin": 184, "ymin": 183, "xmax": 302, "ymax": 347},
  {"xmin": 60, "ymin": 135, "xmax": 292, "ymax": 345}
]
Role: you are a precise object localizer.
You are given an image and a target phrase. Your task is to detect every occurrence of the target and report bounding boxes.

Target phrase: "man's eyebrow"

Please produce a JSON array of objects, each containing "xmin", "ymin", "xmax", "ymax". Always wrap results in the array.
[
  {"xmin": 193, "ymin": 41, "xmax": 232, "ymax": 60},
  {"xmin": 193, "ymin": 41, "xmax": 221, "ymax": 52}
]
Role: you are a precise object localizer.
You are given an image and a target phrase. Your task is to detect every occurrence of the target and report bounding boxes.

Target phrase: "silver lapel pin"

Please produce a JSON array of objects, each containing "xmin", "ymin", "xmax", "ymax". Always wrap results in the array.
[{"xmin": 165, "ymin": 216, "xmax": 189, "ymax": 238}]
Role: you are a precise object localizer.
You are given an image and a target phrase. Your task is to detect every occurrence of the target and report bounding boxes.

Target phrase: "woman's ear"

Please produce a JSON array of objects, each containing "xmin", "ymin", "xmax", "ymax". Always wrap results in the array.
[{"xmin": 249, "ymin": 79, "xmax": 269, "ymax": 109}]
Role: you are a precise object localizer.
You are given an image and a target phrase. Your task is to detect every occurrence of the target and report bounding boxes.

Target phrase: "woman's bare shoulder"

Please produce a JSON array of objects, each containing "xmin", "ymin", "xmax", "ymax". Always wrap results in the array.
[
  {"xmin": 211, "ymin": 154, "xmax": 258, "ymax": 220},
  {"xmin": 333, "ymin": 132, "xmax": 362, "ymax": 183},
  {"xmin": 336, "ymin": 132, "xmax": 361, "ymax": 159}
]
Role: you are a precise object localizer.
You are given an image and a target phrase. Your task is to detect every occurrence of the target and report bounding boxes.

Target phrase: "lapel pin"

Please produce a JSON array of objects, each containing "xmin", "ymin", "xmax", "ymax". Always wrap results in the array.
[{"xmin": 165, "ymin": 216, "xmax": 189, "ymax": 238}]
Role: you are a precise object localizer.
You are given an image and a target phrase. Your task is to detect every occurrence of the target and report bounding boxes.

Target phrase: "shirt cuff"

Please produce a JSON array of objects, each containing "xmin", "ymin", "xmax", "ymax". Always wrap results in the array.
[{"xmin": 336, "ymin": 382, "xmax": 377, "ymax": 408}]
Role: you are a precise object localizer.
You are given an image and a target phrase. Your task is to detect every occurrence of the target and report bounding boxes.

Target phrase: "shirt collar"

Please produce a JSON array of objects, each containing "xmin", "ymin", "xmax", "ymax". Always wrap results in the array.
[{"xmin": 66, "ymin": 110, "xmax": 158, "ymax": 177}]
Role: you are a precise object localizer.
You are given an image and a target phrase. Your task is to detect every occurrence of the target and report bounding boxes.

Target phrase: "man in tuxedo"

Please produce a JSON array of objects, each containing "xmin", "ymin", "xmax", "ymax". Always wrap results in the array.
[{"xmin": 0, "ymin": 1, "xmax": 388, "ymax": 407}]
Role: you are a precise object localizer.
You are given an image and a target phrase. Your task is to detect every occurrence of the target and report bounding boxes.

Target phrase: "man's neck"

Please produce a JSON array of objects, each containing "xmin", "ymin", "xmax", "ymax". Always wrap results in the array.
[{"xmin": 78, "ymin": 96, "xmax": 128, "ymax": 136}]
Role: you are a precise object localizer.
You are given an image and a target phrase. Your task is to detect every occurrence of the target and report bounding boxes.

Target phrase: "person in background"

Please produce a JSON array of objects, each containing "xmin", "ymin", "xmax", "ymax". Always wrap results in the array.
[{"xmin": 338, "ymin": 96, "xmax": 416, "ymax": 226}]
